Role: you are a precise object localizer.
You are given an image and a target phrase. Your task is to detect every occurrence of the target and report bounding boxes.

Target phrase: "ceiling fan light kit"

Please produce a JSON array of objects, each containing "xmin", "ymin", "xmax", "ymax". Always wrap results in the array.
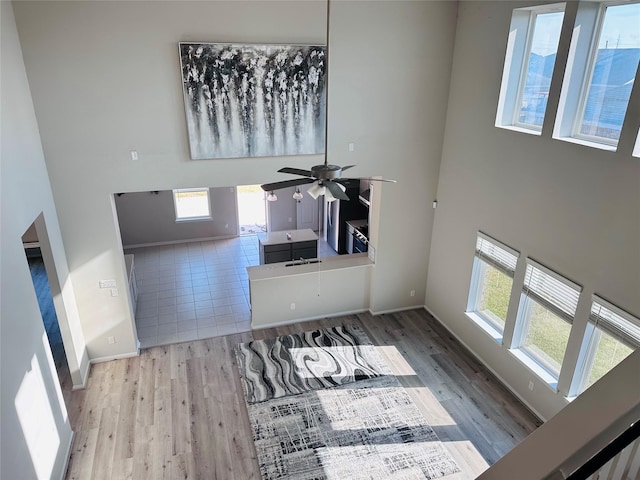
[{"xmin": 259, "ymin": 0, "xmax": 395, "ymax": 201}]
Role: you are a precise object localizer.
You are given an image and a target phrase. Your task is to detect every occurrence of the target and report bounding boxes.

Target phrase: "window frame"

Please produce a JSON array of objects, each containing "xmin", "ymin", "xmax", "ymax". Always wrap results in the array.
[
  {"xmin": 572, "ymin": 1, "xmax": 638, "ymax": 146},
  {"xmin": 553, "ymin": 0, "xmax": 640, "ymax": 151},
  {"xmin": 570, "ymin": 295, "xmax": 640, "ymax": 395},
  {"xmin": 466, "ymin": 232, "xmax": 520, "ymax": 339},
  {"xmin": 513, "ymin": 5, "xmax": 567, "ymax": 131},
  {"xmin": 496, "ymin": 3, "xmax": 566, "ymax": 134},
  {"xmin": 172, "ymin": 187, "xmax": 213, "ymax": 222},
  {"xmin": 511, "ymin": 259, "xmax": 582, "ymax": 385},
  {"xmin": 515, "ymin": 293, "xmax": 573, "ymax": 378}
]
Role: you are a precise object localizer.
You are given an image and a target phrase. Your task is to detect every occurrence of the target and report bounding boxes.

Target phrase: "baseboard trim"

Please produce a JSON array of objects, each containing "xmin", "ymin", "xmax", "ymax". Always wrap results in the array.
[
  {"xmin": 123, "ymin": 234, "xmax": 239, "ymax": 250},
  {"xmin": 252, "ymin": 308, "xmax": 368, "ymax": 330},
  {"xmin": 369, "ymin": 304, "xmax": 425, "ymax": 316},
  {"xmin": 72, "ymin": 352, "xmax": 92, "ymax": 390},
  {"xmin": 422, "ymin": 305, "xmax": 546, "ymax": 422},
  {"xmin": 90, "ymin": 349, "xmax": 140, "ymax": 364}
]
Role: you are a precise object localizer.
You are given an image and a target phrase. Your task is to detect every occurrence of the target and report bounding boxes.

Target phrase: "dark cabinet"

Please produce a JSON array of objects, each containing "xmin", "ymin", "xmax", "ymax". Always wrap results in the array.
[
  {"xmin": 291, "ymin": 241, "xmax": 318, "ymax": 261},
  {"xmin": 263, "ymin": 244, "xmax": 292, "ymax": 264},
  {"xmin": 259, "ymin": 239, "xmax": 318, "ymax": 265}
]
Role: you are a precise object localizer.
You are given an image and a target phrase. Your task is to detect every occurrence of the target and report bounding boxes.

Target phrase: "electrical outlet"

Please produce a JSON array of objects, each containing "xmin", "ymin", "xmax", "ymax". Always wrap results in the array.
[
  {"xmin": 110, "ymin": 288, "xmax": 119, "ymax": 297},
  {"xmin": 225, "ymin": 223, "xmax": 229, "ymax": 229},
  {"xmin": 410, "ymin": 290, "xmax": 416, "ymax": 297},
  {"xmin": 288, "ymin": 217, "xmax": 292, "ymax": 223},
  {"xmin": 99, "ymin": 279, "xmax": 116, "ymax": 289},
  {"xmin": 348, "ymin": 142, "xmax": 355, "ymax": 152},
  {"xmin": 130, "ymin": 150, "xmax": 138, "ymax": 161},
  {"xmin": 290, "ymin": 303, "xmax": 296, "ymax": 310},
  {"xmin": 528, "ymin": 381, "xmax": 534, "ymax": 391},
  {"xmin": 108, "ymin": 336, "xmax": 116, "ymax": 344}
]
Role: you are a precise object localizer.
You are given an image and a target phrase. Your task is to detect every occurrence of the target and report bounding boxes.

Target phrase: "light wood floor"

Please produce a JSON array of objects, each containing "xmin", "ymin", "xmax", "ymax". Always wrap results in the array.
[{"xmin": 64, "ymin": 309, "xmax": 541, "ymax": 479}]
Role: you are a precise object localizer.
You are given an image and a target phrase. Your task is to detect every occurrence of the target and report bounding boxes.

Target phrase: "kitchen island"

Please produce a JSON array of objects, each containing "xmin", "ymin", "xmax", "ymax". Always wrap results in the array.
[
  {"xmin": 247, "ymin": 253, "xmax": 373, "ymax": 328},
  {"xmin": 257, "ymin": 229, "xmax": 318, "ymax": 265}
]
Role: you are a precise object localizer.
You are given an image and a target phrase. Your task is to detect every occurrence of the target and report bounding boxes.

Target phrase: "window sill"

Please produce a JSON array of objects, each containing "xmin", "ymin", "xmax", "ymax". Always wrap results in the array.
[
  {"xmin": 496, "ymin": 124, "xmax": 542, "ymax": 136},
  {"xmin": 465, "ymin": 311, "xmax": 503, "ymax": 345},
  {"xmin": 553, "ymin": 135, "xmax": 617, "ymax": 152},
  {"xmin": 175, "ymin": 216, "xmax": 213, "ymax": 223},
  {"xmin": 508, "ymin": 348, "xmax": 558, "ymax": 391}
]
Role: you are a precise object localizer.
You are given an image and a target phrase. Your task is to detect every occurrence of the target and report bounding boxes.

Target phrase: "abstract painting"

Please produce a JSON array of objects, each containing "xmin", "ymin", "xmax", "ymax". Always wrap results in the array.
[{"xmin": 179, "ymin": 43, "xmax": 326, "ymax": 160}]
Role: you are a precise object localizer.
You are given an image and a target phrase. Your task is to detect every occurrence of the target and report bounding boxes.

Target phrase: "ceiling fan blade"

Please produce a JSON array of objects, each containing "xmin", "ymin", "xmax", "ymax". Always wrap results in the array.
[
  {"xmin": 278, "ymin": 167, "xmax": 314, "ymax": 177},
  {"xmin": 342, "ymin": 177, "xmax": 397, "ymax": 183},
  {"xmin": 260, "ymin": 178, "xmax": 315, "ymax": 192},
  {"xmin": 340, "ymin": 165, "xmax": 356, "ymax": 171},
  {"xmin": 325, "ymin": 180, "xmax": 350, "ymax": 201},
  {"xmin": 365, "ymin": 178, "xmax": 397, "ymax": 183}
]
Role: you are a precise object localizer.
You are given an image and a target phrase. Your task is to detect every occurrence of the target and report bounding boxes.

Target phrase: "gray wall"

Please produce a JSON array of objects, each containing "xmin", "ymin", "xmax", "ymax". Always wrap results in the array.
[
  {"xmin": 267, "ymin": 186, "xmax": 298, "ymax": 232},
  {"xmin": 1, "ymin": 2, "xmax": 81, "ymax": 478},
  {"xmin": 12, "ymin": 0, "xmax": 326, "ymax": 360},
  {"xmin": 7, "ymin": 0, "xmax": 639, "ymax": 469},
  {"xmin": 12, "ymin": 0, "xmax": 457, "ymax": 360},
  {"xmin": 114, "ymin": 187, "xmax": 239, "ymax": 247},
  {"xmin": 426, "ymin": 1, "xmax": 640, "ymax": 420}
]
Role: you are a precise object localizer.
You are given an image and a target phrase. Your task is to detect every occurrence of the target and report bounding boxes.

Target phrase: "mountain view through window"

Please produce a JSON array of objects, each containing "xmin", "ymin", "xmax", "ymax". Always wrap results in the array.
[
  {"xmin": 579, "ymin": 2, "xmax": 640, "ymax": 142},
  {"xmin": 519, "ymin": 2, "xmax": 640, "ymax": 141},
  {"xmin": 518, "ymin": 11, "xmax": 564, "ymax": 128}
]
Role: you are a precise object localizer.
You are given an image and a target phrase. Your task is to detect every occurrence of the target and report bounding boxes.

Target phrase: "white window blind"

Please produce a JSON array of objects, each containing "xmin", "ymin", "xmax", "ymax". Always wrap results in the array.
[
  {"xmin": 590, "ymin": 297, "xmax": 640, "ymax": 349},
  {"xmin": 475, "ymin": 233, "xmax": 519, "ymax": 277},
  {"xmin": 523, "ymin": 260, "xmax": 581, "ymax": 322}
]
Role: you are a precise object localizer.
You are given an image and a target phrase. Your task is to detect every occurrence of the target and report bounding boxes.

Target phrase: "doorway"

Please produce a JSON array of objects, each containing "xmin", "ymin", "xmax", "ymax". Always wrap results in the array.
[
  {"xmin": 237, "ymin": 184, "xmax": 267, "ymax": 235},
  {"xmin": 296, "ymin": 184, "xmax": 320, "ymax": 231},
  {"xmin": 21, "ymin": 222, "xmax": 71, "ymax": 399}
]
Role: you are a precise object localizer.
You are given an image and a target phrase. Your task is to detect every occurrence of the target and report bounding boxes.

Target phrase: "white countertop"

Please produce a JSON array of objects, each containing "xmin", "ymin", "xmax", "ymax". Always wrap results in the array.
[
  {"xmin": 247, "ymin": 253, "xmax": 372, "ymax": 281},
  {"xmin": 257, "ymin": 228, "xmax": 318, "ymax": 246}
]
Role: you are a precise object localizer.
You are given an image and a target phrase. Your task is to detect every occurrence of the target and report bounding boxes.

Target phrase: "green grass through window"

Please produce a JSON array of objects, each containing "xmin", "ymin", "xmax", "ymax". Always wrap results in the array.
[
  {"xmin": 586, "ymin": 331, "xmax": 633, "ymax": 388},
  {"xmin": 477, "ymin": 265, "xmax": 511, "ymax": 328},
  {"xmin": 472, "ymin": 260, "xmax": 636, "ymax": 390}
]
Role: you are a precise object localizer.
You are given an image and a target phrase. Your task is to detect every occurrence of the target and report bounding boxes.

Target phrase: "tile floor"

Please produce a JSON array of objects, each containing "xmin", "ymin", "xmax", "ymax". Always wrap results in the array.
[{"xmin": 128, "ymin": 233, "xmax": 338, "ymax": 349}]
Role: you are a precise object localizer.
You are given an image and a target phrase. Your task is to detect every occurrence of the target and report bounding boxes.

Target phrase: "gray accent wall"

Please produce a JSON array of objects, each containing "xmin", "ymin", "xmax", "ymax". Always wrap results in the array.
[
  {"xmin": 1, "ymin": 2, "xmax": 85, "ymax": 478},
  {"xmin": 267, "ymin": 186, "xmax": 298, "ymax": 232},
  {"xmin": 6, "ymin": 0, "xmax": 640, "ymax": 468},
  {"xmin": 12, "ymin": 0, "xmax": 456, "ymax": 362},
  {"xmin": 114, "ymin": 187, "xmax": 239, "ymax": 247},
  {"xmin": 426, "ymin": 1, "xmax": 640, "ymax": 420}
]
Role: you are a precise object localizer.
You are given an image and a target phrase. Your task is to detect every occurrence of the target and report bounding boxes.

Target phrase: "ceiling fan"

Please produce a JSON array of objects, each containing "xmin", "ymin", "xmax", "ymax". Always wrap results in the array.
[{"xmin": 260, "ymin": 0, "xmax": 395, "ymax": 202}]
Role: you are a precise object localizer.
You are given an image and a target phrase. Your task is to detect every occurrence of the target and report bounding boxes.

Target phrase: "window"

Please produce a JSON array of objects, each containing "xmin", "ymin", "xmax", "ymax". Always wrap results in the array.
[
  {"xmin": 554, "ymin": 1, "xmax": 640, "ymax": 150},
  {"xmin": 513, "ymin": 260, "xmax": 582, "ymax": 384},
  {"xmin": 466, "ymin": 233, "xmax": 519, "ymax": 337},
  {"xmin": 172, "ymin": 188, "xmax": 212, "ymax": 221},
  {"xmin": 571, "ymin": 297, "xmax": 640, "ymax": 395},
  {"xmin": 576, "ymin": 2, "xmax": 640, "ymax": 144},
  {"xmin": 496, "ymin": 4, "xmax": 566, "ymax": 133}
]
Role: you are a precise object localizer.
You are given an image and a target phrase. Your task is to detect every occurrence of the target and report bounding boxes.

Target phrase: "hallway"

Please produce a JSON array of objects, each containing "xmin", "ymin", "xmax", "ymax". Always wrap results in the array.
[{"xmin": 26, "ymin": 253, "xmax": 73, "ymax": 403}]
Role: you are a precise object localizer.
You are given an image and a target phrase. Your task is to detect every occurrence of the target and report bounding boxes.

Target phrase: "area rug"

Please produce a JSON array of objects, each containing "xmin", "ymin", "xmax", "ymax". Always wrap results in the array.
[
  {"xmin": 235, "ymin": 326, "xmax": 460, "ymax": 480},
  {"xmin": 234, "ymin": 324, "xmax": 393, "ymax": 403}
]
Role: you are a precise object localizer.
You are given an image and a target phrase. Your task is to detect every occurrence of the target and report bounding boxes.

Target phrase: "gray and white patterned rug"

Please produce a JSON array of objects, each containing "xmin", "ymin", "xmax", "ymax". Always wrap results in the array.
[
  {"xmin": 235, "ymin": 324, "xmax": 392, "ymax": 404},
  {"xmin": 234, "ymin": 325, "xmax": 460, "ymax": 480}
]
